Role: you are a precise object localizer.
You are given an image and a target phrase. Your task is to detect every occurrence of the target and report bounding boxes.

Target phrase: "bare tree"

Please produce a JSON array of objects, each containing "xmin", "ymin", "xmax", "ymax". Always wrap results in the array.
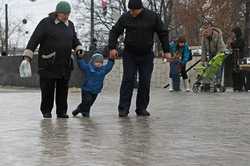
[
  {"xmin": 73, "ymin": 0, "xmax": 173, "ymax": 55},
  {"xmin": 0, "ymin": 18, "xmax": 29, "ymax": 54},
  {"xmin": 245, "ymin": 0, "xmax": 250, "ymax": 56},
  {"xmin": 72, "ymin": 0, "xmax": 126, "ymax": 50},
  {"xmin": 0, "ymin": 0, "xmax": 35, "ymax": 54},
  {"xmin": 171, "ymin": 0, "xmax": 246, "ymax": 45}
]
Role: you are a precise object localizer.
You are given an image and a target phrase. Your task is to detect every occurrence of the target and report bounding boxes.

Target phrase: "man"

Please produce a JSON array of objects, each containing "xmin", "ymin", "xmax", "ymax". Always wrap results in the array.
[
  {"xmin": 201, "ymin": 21, "xmax": 226, "ymax": 87},
  {"xmin": 21, "ymin": 1, "xmax": 84, "ymax": 118},
  {"xmin": 108, "ymin": 0, "xmax": 171, "ymax": 117}
]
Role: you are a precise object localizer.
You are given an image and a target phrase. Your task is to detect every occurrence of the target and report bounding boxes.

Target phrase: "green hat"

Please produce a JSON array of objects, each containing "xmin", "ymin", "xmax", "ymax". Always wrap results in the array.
[{"xmin": 56, "ymin": 1, "xmax": 71, "ymax": 13}]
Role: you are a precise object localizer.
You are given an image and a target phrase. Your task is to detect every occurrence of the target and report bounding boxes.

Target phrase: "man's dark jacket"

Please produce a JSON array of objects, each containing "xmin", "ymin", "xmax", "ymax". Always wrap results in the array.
[{"xmin": 108, "ymin": 8, "xmax": 169, "ymax": 55}]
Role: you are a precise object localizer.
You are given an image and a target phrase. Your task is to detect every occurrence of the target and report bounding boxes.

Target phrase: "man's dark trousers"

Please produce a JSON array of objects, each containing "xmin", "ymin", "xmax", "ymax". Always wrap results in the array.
[
  {"xmin": 118, "ymin": 51, "xmax": 154, "ymax": 114},
  {"xmin": 40, "ymin": 78, "xmax": 69, "ymax": 116}
]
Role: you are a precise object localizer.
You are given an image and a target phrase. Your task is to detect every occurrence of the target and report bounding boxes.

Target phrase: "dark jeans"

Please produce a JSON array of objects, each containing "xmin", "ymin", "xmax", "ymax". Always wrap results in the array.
[
  {"xmin": 169, "ymin": 61, "xmax": 181, "ymax": 91},
  {"xmin": 118, "ymin": 51, "xmax": 154, "ymax": 113},
  {"xmin": 40, "ymin": 78, "xmax": 69, "ymax": 115},
  {"xmin": 180, "ymin": 64, "xmax": 188, "ymax": 79},
  {"xmin": 170, "ymin": 61, "xmax": 181, "ymax": 78},
  {"xmin": 232, "ymin": 71, "xmax": 246, "ymax": 91},
  {"xmin": 170, "ymin": 62, "xmax": 188, "ymax": 79},
  {"xmin": 75, "ymin": 90, "xmax": 98, "ymax": 114}
]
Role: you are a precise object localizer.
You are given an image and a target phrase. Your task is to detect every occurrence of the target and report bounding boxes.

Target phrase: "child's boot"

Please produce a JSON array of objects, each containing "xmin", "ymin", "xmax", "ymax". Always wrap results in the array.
[
  {"xmin": 169, "ymin": 78, "xmax": 174, "ymax": 92},
  {"xmin": 183, "ymin": 79, "xmax": 190, "ymax": 92}
]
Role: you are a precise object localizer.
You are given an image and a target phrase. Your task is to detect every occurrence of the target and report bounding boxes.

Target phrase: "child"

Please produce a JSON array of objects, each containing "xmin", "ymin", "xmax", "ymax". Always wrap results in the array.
[
  {"xmin": 72, "ymin": 52, "xmax": 115, "ymax": 117},
  {"xmin": 169, "ymin": 36, "xmax": 191, "ymax": 92},
  {"xmin": 169, "ymin": 51, "xmax": 182, "ymax": 91}
]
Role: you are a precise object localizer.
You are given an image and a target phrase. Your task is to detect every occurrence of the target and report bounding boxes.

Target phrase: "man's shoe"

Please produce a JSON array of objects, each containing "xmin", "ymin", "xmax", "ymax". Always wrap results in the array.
[
  {"xmin": 81, "ymin": 112, "xmax": 90, "ymax": 118},
  {"xmin": 72, "ymin": 109, "xmax": 79, "ymax": 117},
  {"xmin": 57, "ymin": 114, "xmax": 69, "ymax": 119},
  {"xmin": 43, "ymin": 113, "xmax": 52, "ymax": 119},
  {"xmin": 136, "ymin": 110, "xmax": 150, "ymax": 116},
  {"xmin": 119, "ymin": 111, "xmax": 129, "ymax": 117}
]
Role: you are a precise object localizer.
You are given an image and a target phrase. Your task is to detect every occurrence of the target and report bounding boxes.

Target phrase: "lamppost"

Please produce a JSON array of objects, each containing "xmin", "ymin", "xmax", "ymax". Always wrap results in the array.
[
  {"xmin": 4, "ymin": 4, "xmax": 8, "ymax": 56},
  {"xmin": 90, "ymin": 0, "xmax": 96, "ymax": 53},
  {"xmin": 246, "ymin": 0, "xmax": 250, "ymax": 56},
  {"xmin": 3, "ymin": 0, "xmax": 35, "ymax": 56}
]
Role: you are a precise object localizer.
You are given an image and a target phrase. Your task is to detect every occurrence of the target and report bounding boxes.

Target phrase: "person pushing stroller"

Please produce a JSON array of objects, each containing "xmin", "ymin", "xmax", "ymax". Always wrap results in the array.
[{"xmin": 200, "ymin": 21, "xmax": 226, "ymax": 91}]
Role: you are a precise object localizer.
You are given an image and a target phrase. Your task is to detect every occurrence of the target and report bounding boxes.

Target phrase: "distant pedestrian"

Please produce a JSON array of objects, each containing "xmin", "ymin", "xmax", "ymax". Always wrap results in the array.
[
  {"xmin": 201, "ymin": 21, "xmax": 226, "ymax": 87},
  {"xmin": 228, "ymin": 27, "xmax": 246, "ymax": 91}
]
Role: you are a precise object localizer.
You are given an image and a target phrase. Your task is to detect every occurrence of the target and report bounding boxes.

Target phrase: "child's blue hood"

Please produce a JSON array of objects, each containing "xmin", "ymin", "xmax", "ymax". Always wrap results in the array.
[{"xmin": 89, "ymin": 53, "xmax": 104, "ymax": 65}]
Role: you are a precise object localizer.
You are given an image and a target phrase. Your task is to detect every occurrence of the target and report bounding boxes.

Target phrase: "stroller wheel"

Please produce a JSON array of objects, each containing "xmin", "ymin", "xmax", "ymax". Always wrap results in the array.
[
  {"xmin": 201, "ymin": 83, "xmax": 210, "ymax": 92},
  {"xmin": 220, "ymin": 86, "xmax": 226, "ymax": 92},
  {"xmin": 192, "ymin": 83, "xmax": 200, "ymax": 93}
]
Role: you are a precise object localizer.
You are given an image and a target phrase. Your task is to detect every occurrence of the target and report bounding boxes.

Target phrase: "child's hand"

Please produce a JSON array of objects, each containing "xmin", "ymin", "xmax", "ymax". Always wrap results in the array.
[{"xmin": 167, "ymin": 58, "xmax": 174, "ymax": 63}]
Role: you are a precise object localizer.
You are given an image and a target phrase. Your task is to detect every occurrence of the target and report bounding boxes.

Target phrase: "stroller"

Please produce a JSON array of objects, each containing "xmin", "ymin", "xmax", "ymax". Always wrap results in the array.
[{"xmin": 192, "ymin": 52, "xmax": 227, "ymax": 93}]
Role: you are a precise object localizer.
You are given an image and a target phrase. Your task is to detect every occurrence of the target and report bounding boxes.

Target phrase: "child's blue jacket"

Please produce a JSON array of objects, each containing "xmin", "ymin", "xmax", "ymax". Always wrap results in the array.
[
  {"xmin": 170, "ymin": 42, "xmax": 191, "ymax": 64},
  {"xmin": 78, "ymin": 59, "xmax": 114, "ymax": 94}
]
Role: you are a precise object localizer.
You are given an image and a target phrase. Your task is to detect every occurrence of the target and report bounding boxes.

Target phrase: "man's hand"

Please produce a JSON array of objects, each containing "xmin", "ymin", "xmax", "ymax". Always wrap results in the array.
[
  {"xmin": 109, "ymin": 54, "xmax": 116, "ymax": 60},
  {"xmin": 161, "ymin": 52, "xmax": 172, "ymax": 62},
  {"xmin": 162, "ymin": 52, "xmax": 171, "ymax": 59},
  {"xmin": 109, "ymin": 49, "xmax": 118, "ymax": 59},
  {"xmin": 76, "ymin": 49, "xmax": 84, "ymax": 58}
]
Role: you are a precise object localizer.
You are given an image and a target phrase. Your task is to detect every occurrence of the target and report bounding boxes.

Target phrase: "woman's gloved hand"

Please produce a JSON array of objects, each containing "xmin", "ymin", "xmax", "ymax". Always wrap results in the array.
[{"xmin": 76, "ymin": 49, "xmax": 84, "ymax": 58}]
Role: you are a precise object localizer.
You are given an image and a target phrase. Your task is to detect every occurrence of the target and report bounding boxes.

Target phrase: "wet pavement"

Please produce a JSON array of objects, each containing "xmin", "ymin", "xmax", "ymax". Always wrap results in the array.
[{"xmin": 0, "ymin": 88, "xmax": 250, "ymax": 166}]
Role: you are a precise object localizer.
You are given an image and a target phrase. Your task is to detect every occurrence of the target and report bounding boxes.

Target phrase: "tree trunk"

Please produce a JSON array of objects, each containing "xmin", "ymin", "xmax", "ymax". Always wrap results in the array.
[
  {"xmin": 245, "ymin": 0, "xmax": 250, "ymax": 56},
  {"xmin": 231, "ymin": 0, "xmax": 241, "ymax": 25}
]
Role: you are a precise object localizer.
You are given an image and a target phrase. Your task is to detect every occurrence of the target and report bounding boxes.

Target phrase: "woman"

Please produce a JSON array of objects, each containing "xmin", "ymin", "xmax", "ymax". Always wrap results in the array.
[
  {"xmin": 169, "ymin": 36, "xmax": 191, "ymax": 92},
  {"xmin": 21, "ymin": 1, "xmax": 84, "ymax": 118},
  {"xmin": 228, "ymin": 27, "xmax": 245, "ymax": 91}
]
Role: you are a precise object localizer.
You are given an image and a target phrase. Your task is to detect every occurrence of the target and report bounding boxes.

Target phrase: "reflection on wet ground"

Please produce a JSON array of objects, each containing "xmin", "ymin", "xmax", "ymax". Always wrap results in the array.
[{"xmin": 0, "ymin": 89, "xmax": 250, "ymax": 165}]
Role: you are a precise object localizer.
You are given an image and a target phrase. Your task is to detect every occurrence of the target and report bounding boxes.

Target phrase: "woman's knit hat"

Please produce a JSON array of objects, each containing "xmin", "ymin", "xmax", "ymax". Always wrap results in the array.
[{"xmin": 56, "ymin": 1, "xmax": 71, "ymax": 13}]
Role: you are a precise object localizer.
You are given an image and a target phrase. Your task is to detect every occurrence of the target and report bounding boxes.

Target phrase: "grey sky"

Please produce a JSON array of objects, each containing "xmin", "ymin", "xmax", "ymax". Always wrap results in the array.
[
  {"xmin": 1, "ymin": 0, "xmax": 113, "ymax": 49},
  {"xmin": 1, "ymin": 0, "xmax": 76, "ymax": 47}
]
